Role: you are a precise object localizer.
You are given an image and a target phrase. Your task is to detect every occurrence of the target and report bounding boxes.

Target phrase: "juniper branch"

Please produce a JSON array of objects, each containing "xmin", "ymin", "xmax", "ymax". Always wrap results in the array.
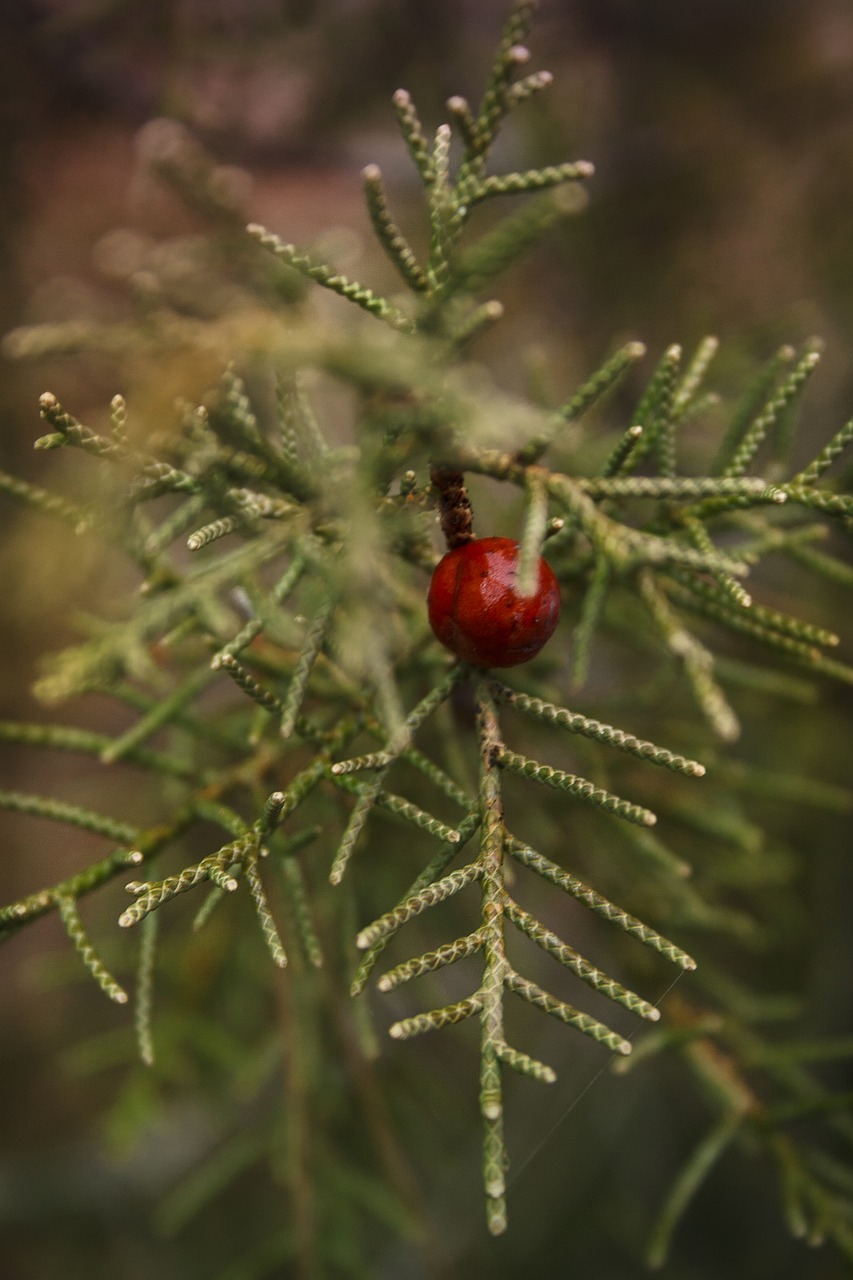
[
  {"xmin": 723, "ymin": 346, "xmax": 821, "ymax": 478},
  {"xmin": 505, "ymin": 898, "xmax": 660, "ymax": 1021},
  {"xmin": 507, "ymin": 841, "xmax": 696, "ymax": 970},
  {"xmin": 361, "ymin": 164, "xmax": 428, "ymax": 292},
  {"xmin": 57, "ymin": 894, "xmax": 129, "ymax": 1004},
  {"xmin": 506, "ymin": 970, "xmax": 631, "ymax": 1055},
  {"xmin": 247, "ymin": 224, "xmax": 414, "ymax": 331},
  {"xmin": 497, "ymin": 748, "xmax": 658, "ymax": 826},
  {"xmin": 489, "ymin": 682, "xmax": 707, "ymax": 776}
]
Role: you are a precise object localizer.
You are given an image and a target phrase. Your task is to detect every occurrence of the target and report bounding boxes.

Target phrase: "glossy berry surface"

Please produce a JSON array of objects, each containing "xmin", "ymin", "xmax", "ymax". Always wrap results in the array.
[{"xmin": 427, "ymin": 537, "xmax": 561, "ymax": 668}]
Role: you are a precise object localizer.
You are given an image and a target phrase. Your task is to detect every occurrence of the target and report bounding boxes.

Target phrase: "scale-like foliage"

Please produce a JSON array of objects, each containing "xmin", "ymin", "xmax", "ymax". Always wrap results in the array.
[{"xmin": 1, "ymin": 0, "xmax": 852, "ymax": 1268}]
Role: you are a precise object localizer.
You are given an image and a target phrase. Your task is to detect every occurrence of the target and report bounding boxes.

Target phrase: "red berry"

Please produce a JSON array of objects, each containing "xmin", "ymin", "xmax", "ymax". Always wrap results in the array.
[{"xmin": 427, "ymin": 536, "xmax": 561, "ymax": 668}]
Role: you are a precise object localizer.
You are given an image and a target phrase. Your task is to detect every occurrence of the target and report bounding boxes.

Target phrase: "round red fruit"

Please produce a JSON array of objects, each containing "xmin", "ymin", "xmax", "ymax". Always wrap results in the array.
[{"xmin": 427, "ymin": 536, "xmax": 561, "ymax": 668}]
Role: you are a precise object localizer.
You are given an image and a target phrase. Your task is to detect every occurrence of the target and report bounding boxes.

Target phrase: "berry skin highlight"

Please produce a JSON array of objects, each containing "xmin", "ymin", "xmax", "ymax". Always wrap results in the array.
[{"xmin": 427, "ymin": 536, "xmax": 561, "ymax": 668}]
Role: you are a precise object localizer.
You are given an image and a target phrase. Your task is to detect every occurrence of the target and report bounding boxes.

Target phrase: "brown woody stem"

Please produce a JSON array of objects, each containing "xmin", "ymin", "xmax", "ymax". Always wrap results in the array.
[{"xmin": 430, "ymin": 465, "xmax": 475, "ymax": 548}]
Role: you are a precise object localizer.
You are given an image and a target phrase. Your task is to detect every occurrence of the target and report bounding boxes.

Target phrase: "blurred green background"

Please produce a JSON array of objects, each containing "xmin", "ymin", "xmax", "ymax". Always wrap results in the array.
[{"xmin": 1, "ymin": 2, "xmax": 852, "ymax": 1277}]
